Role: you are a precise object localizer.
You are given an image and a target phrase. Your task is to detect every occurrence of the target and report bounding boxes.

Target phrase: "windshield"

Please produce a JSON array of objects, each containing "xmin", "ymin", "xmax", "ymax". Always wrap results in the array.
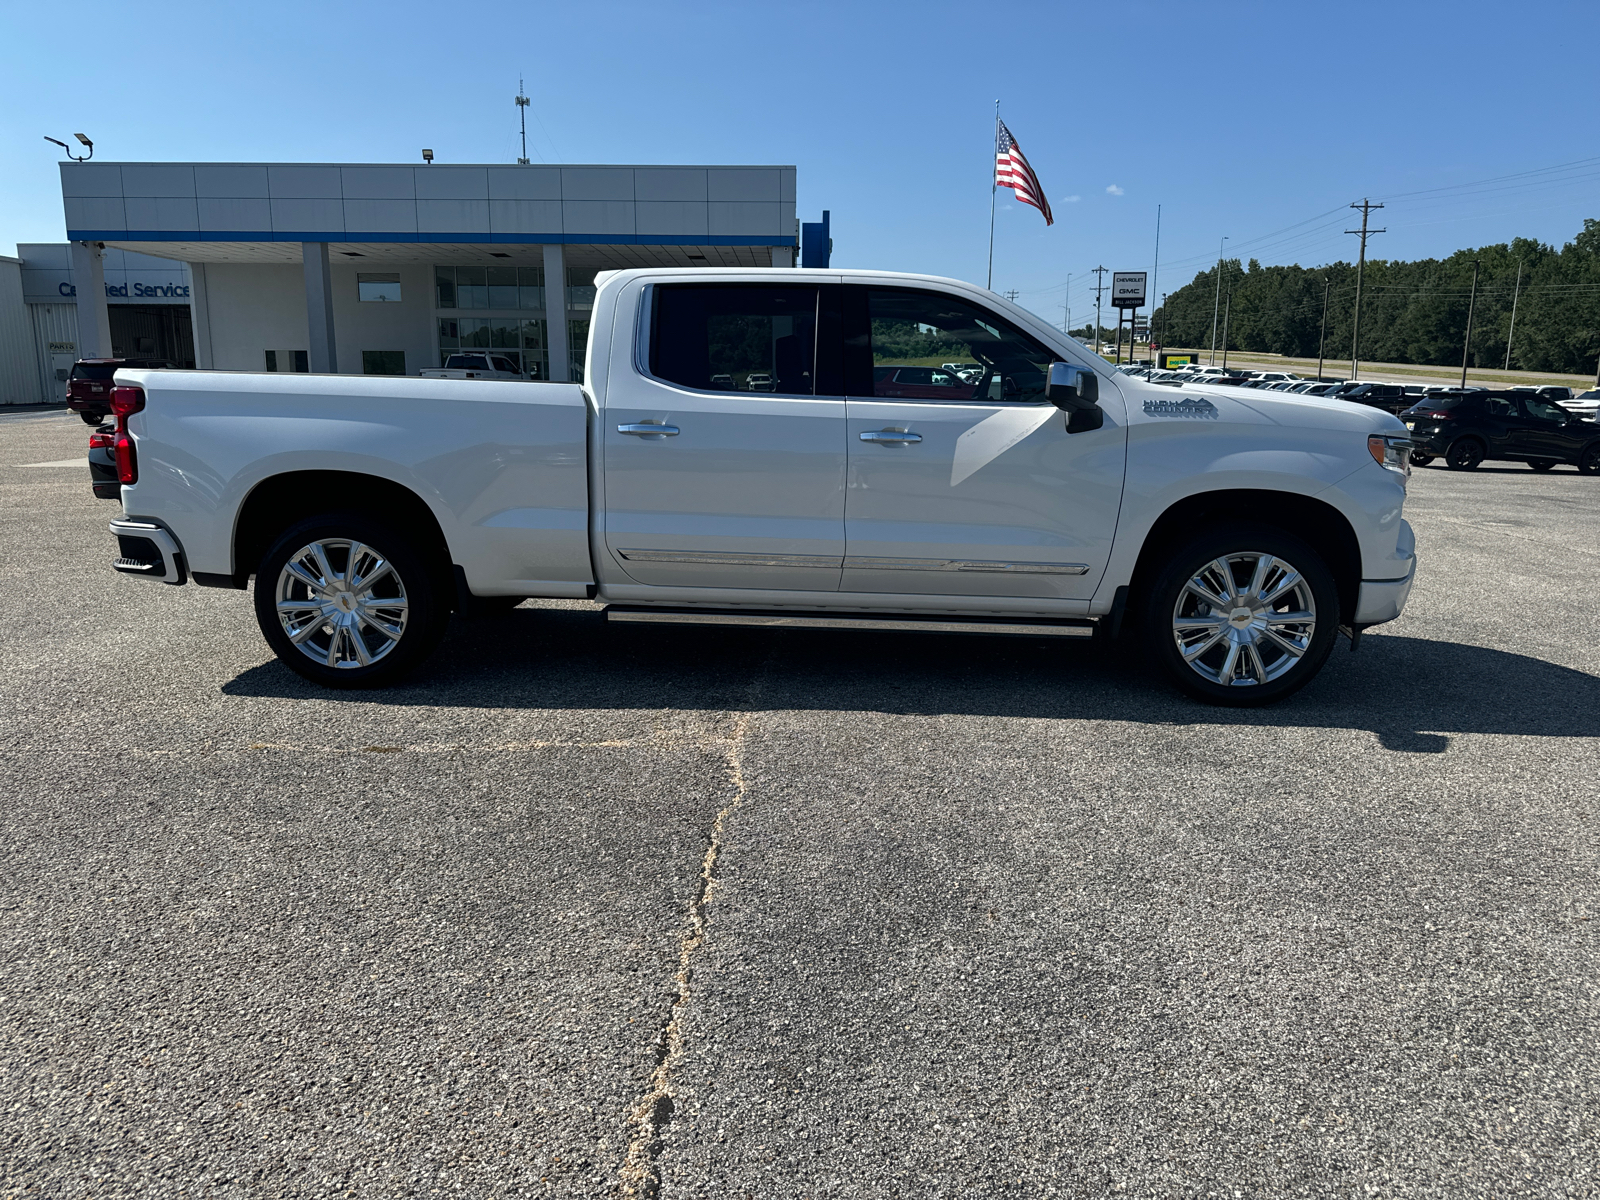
[
  {"xmin": 71, "ymin": 364, "xmax": 118, "ymax": 380},
  {"xmin": 445, "ymin": 354, "xmax": 492, "ymax": 370}
]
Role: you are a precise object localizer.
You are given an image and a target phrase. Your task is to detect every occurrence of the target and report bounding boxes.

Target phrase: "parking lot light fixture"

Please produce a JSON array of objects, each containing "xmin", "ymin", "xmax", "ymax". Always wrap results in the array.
[{"xmin": 44, "ymin": 134, "xmax": 93, "ymax": 162}]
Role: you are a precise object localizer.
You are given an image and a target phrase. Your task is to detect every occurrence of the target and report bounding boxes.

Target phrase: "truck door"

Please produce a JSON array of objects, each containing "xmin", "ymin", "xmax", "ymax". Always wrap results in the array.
[
  {"xmin": 840, "ymin": 285, "xmax": 1125, "ymax": 601},
  {"xmin": 601, "ymin": 282, "xmax": 846, "ymax": 591}
]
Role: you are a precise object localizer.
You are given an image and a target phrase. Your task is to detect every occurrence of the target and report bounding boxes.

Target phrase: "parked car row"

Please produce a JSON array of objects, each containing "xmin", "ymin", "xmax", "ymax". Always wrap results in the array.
[{"xmin": 1401, "ymin": 391, "xmax": 1600, "ymax": 474}]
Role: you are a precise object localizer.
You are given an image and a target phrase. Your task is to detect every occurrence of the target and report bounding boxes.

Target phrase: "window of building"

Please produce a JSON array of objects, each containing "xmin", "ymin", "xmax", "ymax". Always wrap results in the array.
[
  {"xmin": 357, "ymin": 273, "xmax": 402, "ymax": 303},
  {"xmin": 433, "ymin": 265, "xmax": 543, "ymax": 310},
  {"xmin": 362, "ymin": 350, "xmax": 407, "ymax": 376},
  {"xmin": 265, "ymin": 349, "xmax": 309, "ymax": 372},
  {"xmin": 649, "ymin": 285, "xmax": 818, "ymax": 394},
  {"xmin": 439, "ymin": 316, "xmax": 545, "ymax": 377}
]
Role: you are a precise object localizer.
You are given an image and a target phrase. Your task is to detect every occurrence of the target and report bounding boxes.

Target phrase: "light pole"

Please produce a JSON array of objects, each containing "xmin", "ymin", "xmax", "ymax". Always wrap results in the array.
[
  {"xmin": 1504, "ymin": 257, "xmax": 1524, "ymax": 371},
  {"xmin": 1316, "ymin": 276, "xmax": 1330, "ymax": 382},
  {"xmin": 1460, "ymin": 260, "xmax": 1480, "ymax": 391},
  {"xmin": 44, "ymin": 133, "xmax": 93, "ymax": 162},
  {"xmin": 1209, "ymin": 236, "xmax": 1229, "ymax": 364}
]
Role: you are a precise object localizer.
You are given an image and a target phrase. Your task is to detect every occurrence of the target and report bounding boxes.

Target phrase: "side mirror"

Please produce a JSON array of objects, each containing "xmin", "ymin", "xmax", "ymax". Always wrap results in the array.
[{"xmin": 1045, "ymin": 362, "xmax": 1104, "ymax": 433}]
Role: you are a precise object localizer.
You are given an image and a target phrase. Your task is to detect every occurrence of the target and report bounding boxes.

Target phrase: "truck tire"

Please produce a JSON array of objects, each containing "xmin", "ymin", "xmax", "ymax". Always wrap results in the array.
[
  {"xmin": 253, "ymin": 512, "xmax": 450, "ymax": 688},
  {"xmin": 1142, "ymin": 524, "xmax": 1339, "ymax": 706}
]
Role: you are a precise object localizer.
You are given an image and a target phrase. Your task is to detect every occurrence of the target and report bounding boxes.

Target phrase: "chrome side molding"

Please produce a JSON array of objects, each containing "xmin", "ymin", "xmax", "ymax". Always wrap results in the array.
[
  {"xmin": 614, "ymin": 548, "xmax": 1089, "ymax": 575},
  {"xmin": 615, "ymin": 548, "xmax": 842, "ymax": 568},
  {"xmin": 844, "ymin": 556, "xmax": 1090, "ymax": 575},
  {"xmin": 605, "ymin": 606, "xmax": 1096, "ymax": 638}
]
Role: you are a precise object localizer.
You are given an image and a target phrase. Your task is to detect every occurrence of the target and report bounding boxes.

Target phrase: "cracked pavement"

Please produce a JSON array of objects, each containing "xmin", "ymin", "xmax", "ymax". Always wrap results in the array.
[{"xmin": 2, "ymin": 408, "xmax": 1597, "ymax": 1197}]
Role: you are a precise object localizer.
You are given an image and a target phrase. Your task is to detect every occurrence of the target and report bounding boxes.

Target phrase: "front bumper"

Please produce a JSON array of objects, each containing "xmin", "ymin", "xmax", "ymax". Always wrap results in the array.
[
  {"xmin": 110, "ymin": 517, "xmax": 187, "ymax": 585},
  {"xmin": 1354, "ymin": 552, "xmax": 1416, "ymax": 626}
]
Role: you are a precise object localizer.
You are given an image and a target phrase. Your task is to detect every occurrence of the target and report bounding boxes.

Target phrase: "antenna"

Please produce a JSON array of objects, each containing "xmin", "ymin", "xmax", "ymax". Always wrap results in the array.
[{"xmin": 515, "ymin": 79, "xmax": 531, "ymax": 165}]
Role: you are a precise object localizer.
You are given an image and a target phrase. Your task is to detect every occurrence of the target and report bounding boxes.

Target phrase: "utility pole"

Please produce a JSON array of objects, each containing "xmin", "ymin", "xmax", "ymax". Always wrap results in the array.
[
  {"xmin": 1504, "ymin": 257, "xmax": 1524, "ymax": 370},
  {"xmin": 1209, "ymin": 236, "xmax": 1228, "ymax": 364},
  {"xmin": 1460, "ymin": 259, "xmax": 1480, "ymax": 390},
  {"xmin": 1063, "ymin": 272, "xmax": 1071, "ymax": 336},
  {"xmin": 1151, "ymin": 204, "xmax": 1162, "ymax": 334},
  {"xmin": 1317, "ymin": 276, "xmax": 1331, "ymax": 382},
  {"xmin": 1346, "ymin": 199, "xmax": 1385, "ymax": 380},
  {"xmin": 515, "ymin": 79, "xmax": 531, "ymax": 165},
  {"xmin": 1091, "ymin": 265, "xmax": 1108, "ymax": 352},
  {"xmin": 1003, "ymin": 289, "xmax": 1020, "ymax": 303}
]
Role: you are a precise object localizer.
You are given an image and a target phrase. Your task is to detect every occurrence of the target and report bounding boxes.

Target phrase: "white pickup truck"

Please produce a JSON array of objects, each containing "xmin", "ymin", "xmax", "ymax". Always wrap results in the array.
[
  {"xmin": 418, "ymin": 352, "xmax": 528, "ymax": 381},
  {"xmin": 99, "ymin": 268, "xmax": 1416, "ymax": 705}
]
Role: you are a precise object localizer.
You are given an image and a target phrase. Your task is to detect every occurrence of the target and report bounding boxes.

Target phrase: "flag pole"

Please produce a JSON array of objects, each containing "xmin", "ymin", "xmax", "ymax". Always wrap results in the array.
[{"xmin": 986, "ymin": 99, "xmax": 998, "ymax": 291}]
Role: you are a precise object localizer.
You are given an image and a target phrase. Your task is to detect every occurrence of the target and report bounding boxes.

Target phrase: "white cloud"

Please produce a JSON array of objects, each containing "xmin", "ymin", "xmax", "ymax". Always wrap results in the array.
[
  {"xmin": 1105, "ymin": 184, "xmax": 1124, "ymax": 196},
  {"xmin": 1063, "ymin": 194, "xmax": 1081, "ymax": 203}
]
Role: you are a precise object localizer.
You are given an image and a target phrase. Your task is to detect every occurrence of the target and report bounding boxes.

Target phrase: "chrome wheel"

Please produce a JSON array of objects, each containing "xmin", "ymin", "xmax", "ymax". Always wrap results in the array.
[
  {"xmin": 1171, "ymin": 552, "xmax": 1317, "ymax": 688},
  {"xmin": 274, "ymin": 539, "xmax": 408, "ymax": 669}
]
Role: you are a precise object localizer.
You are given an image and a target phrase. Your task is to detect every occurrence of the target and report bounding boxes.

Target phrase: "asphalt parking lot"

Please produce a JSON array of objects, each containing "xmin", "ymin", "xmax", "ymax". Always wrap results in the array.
[{"xmin": 2, "ymin": 407, "xmax": 1596, "ymax": 1198}]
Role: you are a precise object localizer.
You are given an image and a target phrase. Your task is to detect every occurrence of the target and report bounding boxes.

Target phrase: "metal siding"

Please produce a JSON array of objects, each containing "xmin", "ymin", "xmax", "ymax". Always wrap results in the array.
[
  {"xmin": 27, "ymin": 302, "xmax": 79, "ymax": 405},
  {"xmin": 0, "ymin": 263, "xmax": 38, "ymax": 404}
]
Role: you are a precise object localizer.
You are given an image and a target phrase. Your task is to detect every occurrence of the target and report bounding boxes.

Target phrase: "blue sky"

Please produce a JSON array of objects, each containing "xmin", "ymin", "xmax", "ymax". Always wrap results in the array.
[{"xmin": 4, "ymin": 0, "xmax": 1597, "ymax": 326}]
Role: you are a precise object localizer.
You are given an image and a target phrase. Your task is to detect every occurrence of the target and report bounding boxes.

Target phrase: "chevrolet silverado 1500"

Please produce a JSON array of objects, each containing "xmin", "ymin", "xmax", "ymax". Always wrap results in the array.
[{"xmin": 98, "ymin": 268, "xmax": 1416, "ymax": 705}]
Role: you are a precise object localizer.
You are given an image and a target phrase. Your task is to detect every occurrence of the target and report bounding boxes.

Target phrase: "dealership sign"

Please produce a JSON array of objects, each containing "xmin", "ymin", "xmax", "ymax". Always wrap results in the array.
[
  {"xmin": 57, "ymin": 281, "xmax": 190, "ymax": 299},
  {"xmin": 1111, "ymin": 271, "xmax": 1147, "ymax": 309}
]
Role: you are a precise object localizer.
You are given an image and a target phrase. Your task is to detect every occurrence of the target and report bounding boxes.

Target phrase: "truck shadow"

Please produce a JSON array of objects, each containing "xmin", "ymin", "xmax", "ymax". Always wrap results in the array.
[{"xmin": 222, "ymin": 608, "xmax": 1600, "ymax": 754}]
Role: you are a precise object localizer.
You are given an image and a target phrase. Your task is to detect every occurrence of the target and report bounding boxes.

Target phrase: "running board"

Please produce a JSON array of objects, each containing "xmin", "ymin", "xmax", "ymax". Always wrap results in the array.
[{"xmin": 604, "ymin": 606, "xmax": 1096, "ymax": 638}]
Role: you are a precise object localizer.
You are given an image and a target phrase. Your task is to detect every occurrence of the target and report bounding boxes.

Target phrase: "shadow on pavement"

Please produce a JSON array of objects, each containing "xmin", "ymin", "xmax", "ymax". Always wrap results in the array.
[{"xmin": 222, "ymin": 608, "xmax": 1600, "ymax": 753}]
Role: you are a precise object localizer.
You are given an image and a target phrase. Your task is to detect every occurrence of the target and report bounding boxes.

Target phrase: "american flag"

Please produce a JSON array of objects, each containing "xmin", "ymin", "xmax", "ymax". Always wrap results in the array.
[{"xmin": 995, "ymin": 120, "xmax": 1053, "ymax": 226}]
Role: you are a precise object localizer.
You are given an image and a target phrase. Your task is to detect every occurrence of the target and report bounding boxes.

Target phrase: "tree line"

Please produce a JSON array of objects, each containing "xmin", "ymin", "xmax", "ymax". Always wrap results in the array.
[{"xmin": 1150, "ymin": 218, "xmax": 1600, "ymax": 374}]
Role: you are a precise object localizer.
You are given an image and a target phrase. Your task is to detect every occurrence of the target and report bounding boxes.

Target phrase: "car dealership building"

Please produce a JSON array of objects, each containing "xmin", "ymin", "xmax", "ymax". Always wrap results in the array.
[{"xmin": 0, "ymin": 159, "xmax": 799, "ymax": 403}]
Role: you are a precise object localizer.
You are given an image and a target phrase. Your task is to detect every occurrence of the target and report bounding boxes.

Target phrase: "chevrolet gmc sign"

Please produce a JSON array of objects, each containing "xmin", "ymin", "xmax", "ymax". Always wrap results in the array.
[{"xmin": 1111, "ymin": 272, "xmax": 1147, "ymax": 309}]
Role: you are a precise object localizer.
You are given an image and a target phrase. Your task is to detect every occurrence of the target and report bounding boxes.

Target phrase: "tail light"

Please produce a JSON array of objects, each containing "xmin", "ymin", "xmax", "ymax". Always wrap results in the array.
[
  {"xmin": 115, "ymin": 430, "xmax": 137, "ymax": 484},
  {"xmin": 1424, "ymin": 409, "xmax": 1453, "ymax": 420},
  {"xmin": 88, "ymin": 430, "xmax": 113, "ymax": 450},
  {"xmin": 110, "ymin": 385, "xmax": 145, "ymax": 418}
]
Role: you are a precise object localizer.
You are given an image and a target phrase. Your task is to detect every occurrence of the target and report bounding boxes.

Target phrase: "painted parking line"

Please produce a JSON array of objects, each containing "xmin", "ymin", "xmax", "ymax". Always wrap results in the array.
[{"xmin": 20, "ymin": 459, "xmax": 84, "ymax": 468}]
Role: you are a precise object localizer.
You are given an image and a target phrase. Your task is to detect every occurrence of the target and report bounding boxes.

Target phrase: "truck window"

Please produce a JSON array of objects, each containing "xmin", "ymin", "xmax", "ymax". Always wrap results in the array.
[
  {"xmin": 856, "ymin": 287, "xmax": 1055, "ymax": 403},
  {"xmin": 650, "ymin": 285, "xmax": 818, "ymax": 395}
]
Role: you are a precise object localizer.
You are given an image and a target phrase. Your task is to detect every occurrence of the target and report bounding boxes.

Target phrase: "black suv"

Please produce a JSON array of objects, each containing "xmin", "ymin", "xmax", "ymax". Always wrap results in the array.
[
  {"xmin": 1327, "ymin": 381, "xmax": 1410, "ymax": 414},
  {"xmin": 1402, "ymin": 390, "xmax": 1600, "ymax": 473}
]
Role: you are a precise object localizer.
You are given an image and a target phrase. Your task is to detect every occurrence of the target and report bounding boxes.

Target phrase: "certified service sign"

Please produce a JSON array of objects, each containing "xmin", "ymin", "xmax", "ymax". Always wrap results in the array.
[{"xmin": 1112, "ymin": 271, "xmax": 1147, "ymax": 309}]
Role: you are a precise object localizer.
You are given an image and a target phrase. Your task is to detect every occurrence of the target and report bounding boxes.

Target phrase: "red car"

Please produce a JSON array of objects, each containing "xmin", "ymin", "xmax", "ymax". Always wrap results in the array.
[
  {"xmin": 66, "ymin": 358, "xmax": 173, "ymax": 425},
  {"xmin": 872, "ymin": 365, "xmax": 980, "ymax": 400}
]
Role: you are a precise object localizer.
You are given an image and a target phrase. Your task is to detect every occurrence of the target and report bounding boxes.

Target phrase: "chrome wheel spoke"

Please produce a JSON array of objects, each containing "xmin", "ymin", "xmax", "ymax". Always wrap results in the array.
[
  {"xmin": 1261, "ymin": 571, "xmax": 1304, "ymax": 607},
  {"xmin": 1208, "ymin": 559, "xmax": 1240, "ymax": 601},
  {"xmin": 1184, "ymin": 577, "xmax": 1230, "ymax": 611},
  {"xmin": 1216, "ymin": 641, "xmax": 1243, "ymax": 684},
  {"xmin": 1174, "ymin": 615, "xmax": 1224, "ymax": 630},
  {"xmin": 310, "ymin": 542, "xmax": 340, "ymax": 587},
  {"xmin": 1260, "ymin": 626, "xmax": 1307, "ymax": 658},
  {"xmin": 284, "ymin": 559, "xmax": 324, "ymax": 592},
  {"xmin": 347, "ymin": 620, "xmax": 374, "ymax": 666},
  {"xmin": 1246, "ymin": 553, "xmax": 1274, "ymax": 599},
  {"xmin": 276, "ymin": 598, "xmax": 326, "ymax": 613},
  {"xmin": 290, "ymin": 614, "xmax": 329, "ymax": 645},
  {"xmin": 1264, "ymin": 610, "xmax": 1315, "ymax": 627},
  {"xmin": 353, "ymin": 560, "xmax": 395, "ymax": 594},
  {"xmin": 1242, "ymin": 641, "xmax": 1269, "ymax": 683},
  {"xmin": 1181, "ymin": 627, "xmax": 1227, "ymax": 662},
  {"xmin": 356, "ymin": 609, "xmax": 404, "ymax": 642}
]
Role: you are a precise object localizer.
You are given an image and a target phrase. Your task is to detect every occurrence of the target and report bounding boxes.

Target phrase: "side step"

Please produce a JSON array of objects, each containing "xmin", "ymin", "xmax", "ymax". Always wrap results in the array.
[{"xmin": 604, "ymin": 605, "xmax": 1096, "ymax": 639}]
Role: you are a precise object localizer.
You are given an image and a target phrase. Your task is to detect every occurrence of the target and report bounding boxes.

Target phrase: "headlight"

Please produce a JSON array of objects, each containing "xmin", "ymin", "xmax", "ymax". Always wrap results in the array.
[{"xmin": 1368, "ymin": 433, "xmax": 1412, "ymax": 477}]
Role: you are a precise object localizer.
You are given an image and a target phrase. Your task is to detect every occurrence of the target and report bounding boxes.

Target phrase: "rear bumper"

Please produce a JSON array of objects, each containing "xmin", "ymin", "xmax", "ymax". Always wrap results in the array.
[{"xmin": 110, "ymin": 517, "xmax": 187, "ymax": 585}]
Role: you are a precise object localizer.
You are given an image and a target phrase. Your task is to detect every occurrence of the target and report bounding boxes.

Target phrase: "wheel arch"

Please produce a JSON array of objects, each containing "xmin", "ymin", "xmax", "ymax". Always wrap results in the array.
[
  {"xmin": 231, "ymin": 470, "xmax": 454, "ymax": 601},
  {"xmin": 1127, "ymin": 489, "xmax": 1363, "ymax": 626}
]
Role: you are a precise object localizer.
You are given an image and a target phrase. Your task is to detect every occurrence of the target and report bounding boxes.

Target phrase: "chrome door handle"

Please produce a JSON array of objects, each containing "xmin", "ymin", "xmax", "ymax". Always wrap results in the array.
[
  {"xmin": 618, "ymin": 423, "xmax": 679, "ymax": 436},
  {"xmin": 859, "ymin": 430, "xmax": 922, "ymax": 444}
]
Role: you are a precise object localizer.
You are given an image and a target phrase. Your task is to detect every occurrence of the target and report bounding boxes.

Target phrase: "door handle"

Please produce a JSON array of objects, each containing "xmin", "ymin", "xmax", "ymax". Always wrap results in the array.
[
  {"xmin": 860, "ymin": 430, "xmax": 922, "ymax": 444},
  {"xmin": 618, "ymin": 423, "xmax": 679, "ymax": 437}
]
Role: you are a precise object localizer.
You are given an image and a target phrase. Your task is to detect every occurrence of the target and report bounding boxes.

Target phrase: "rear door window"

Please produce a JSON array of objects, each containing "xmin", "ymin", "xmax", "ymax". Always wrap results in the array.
[
  {"xmin": 71, "ymin": 364, "xmax": 118, "ymax": 380},
  {"xmin": 650, "ymin": 285, "xmax": 819, "ymax": 395}
]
